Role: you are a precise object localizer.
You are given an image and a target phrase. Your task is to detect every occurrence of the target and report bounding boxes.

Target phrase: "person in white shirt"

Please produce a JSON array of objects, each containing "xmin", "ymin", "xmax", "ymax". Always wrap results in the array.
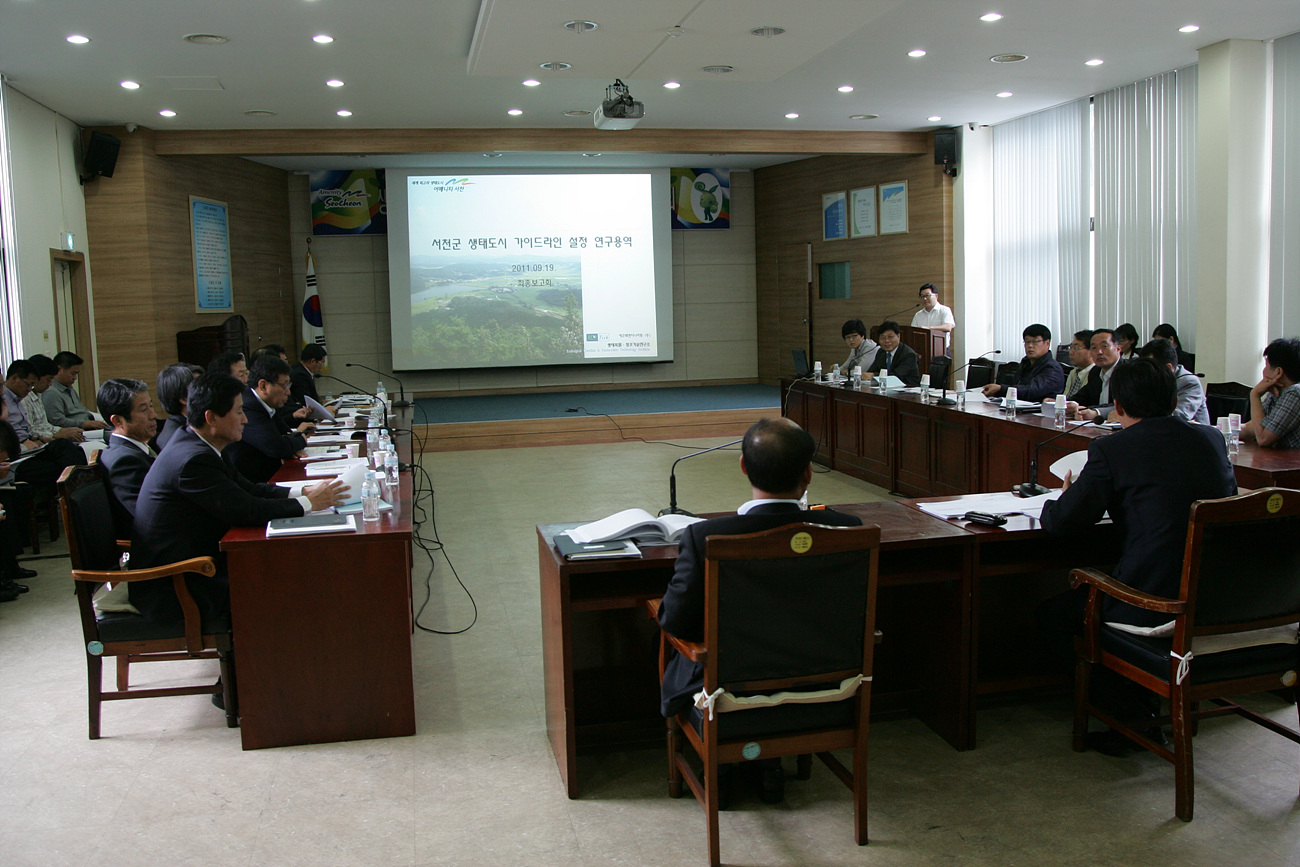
[{"xmin": 910, "ymin": 283, "xmax": 955, "ymax": 348}]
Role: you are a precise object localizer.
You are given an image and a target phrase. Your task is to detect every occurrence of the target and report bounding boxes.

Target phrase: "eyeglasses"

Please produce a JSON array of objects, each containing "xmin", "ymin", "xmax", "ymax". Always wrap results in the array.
[{"xmin": 1022, "ymin": 338, "xmax": 1045, "ymax": 346}]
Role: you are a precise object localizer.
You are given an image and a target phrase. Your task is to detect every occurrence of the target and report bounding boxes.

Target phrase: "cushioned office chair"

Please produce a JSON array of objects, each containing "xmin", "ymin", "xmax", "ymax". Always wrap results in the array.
[
  {"xmin": 995, "ymin": 361, "xmax": 1021, "ymax": 386},
  {"xmin": 1055, "ymin": 344, "xmax": 1072, "ymax": 366},
  {"xmin": 965, "ymin": 358, "xmax": 996, "ymax": 389},
  {"xmin": 1204, "ymin": 381, "xmax": 1252, "ymax": 425},
  {"xmin": 649, "ymin": 522, "xmax": 881, "ymax": 866},
  {"xmin": 1069, "ymin": 487, "xmax": 1300, "ymax": 821},
  {"xmin": 58, "ymin": 464, "xmax": 237, "ymax": 738},
  {"xmin": 928, "ymin": 355, "xmax": 952, "ymax": 391}
]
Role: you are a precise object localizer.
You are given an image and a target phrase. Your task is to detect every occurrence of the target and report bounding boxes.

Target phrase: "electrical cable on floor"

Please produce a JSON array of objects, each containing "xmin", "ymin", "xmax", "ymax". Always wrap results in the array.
[{"xmin": 566, "ymin": 406, "xmax": 744, "ymax": 451}]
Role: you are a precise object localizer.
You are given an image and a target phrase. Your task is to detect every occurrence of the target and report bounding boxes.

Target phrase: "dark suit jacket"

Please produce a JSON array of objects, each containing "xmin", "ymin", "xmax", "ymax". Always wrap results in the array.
[
  {"xmin": 865, "ymin": 343, "xmax": 922, "ymax": 387},
  {"xmin": 99, "ymin": 435, "xmax": 153, "ymax": 540},
  {"xmin": 1040, "ymin": 415, "xmax": 1236, "ymax": 627},
  {"xmin": 1006, "ymin": 354, "xmax": 1066, "ymax": 403},
  {"xmin": 225, "ymin": 387, "xmax": 307, "ymax": 484},
  {"xmin": 153, "ymin": 414, "xmax": 186, "ymax": 453},
  {"xmin": 657, "ymin": 502, "xmax": 864, "ymax": 716},
  {"xmin": 129, "ymin": 426, "xmax": 303, "ymax": 624},
  {"xmin": 1072, "ymin": 364, "xmax": 1113, "ymax": 412},
  {"xmin": 289, "ymin": 363, "xmax": 319, "ymax": 406}
]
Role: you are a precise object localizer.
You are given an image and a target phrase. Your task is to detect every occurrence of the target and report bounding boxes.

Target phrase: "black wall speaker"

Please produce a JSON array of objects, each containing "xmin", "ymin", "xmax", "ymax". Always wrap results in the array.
[
  {"xmin": 82, "ymin": 131, "xmax": 121, "ymax": 182},
  {"xmin": 933, "ymin": 127, "xmax": 960, "ymax": 177}
]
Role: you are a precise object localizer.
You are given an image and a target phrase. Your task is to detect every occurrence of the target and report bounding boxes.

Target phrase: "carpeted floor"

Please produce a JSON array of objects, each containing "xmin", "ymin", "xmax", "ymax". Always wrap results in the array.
[{"xmin": 412, "ymin": 384, "xmax": 780, "ymax": 424}]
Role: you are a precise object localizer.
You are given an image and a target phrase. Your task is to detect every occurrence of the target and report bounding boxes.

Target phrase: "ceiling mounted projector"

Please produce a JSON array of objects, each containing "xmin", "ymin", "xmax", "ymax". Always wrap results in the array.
[{"xmin": 594, "ymin": 79, "xmax": 645, "ymax": 130}]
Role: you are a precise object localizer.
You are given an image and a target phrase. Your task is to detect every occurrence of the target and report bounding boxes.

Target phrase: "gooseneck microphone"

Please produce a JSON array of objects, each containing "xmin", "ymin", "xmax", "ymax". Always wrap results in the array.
[
  {"xmin": 937, "ymin": 350, "xmax": 1002, "ymax": 406},
  {"xmin": 882, "ymin": 302, "xmax": 922, "ymax": 321},
  {"xmin": 658, "ymin": 439, "xmax": 743, "ymax": 517},
  {"xmin": 1017, "ymin": 425, "xmax": 1080, "ymax": 497},
  {"xmin": 345, "ymin": 362, "xmax": 411, "ymax": 408}
]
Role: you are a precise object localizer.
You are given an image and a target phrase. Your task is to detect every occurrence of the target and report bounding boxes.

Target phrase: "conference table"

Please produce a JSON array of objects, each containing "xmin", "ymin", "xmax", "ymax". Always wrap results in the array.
[
  {"xmin": 538, "ymin": 497, "xmax": 1122, "ymax": 799},
  {"xmin": 220, "ymin": 414, "xmax": 416, "ymax": 751},
  {"xmin": 783, "ymin": 378, "xmax": 1300, "ymax": 495}
]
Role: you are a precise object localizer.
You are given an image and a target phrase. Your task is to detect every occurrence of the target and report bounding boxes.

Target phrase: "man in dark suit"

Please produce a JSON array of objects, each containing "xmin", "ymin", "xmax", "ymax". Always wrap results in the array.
[
  {"xmin": 658, "ymin": 417, "xmax": 862, "ymax": 801},
  {"xmin": 1039, "ymin": 358, "xmax": 1236, "ymax": 754},
  {"xmin": 290, "ymin": 344, "xmax": 328, "ymax": 407},
  {"xmin": 153, "ymin": 363, "xmax": 201, "ymax": 452},
  {"xmin": 96, "ymin": 378, "xmax": 158, "ymax": 540},
  {"xmin": 983, "ymin": 323, "xmax": 1066, "ymax": 403},
  {"xmin": 864, "ymin": 319, "xmax": 922, "ymax": 387},
  {"xmin": 1068, "ymin": 328, "xmax": 1122, "ymax": 419},
  {"xmin": 225, "ymin": 356, "xmax": 315, "ymax": 484},
  {"xmin": 130, "ymin": 373, "xmax": 347, "ymax": 625}
]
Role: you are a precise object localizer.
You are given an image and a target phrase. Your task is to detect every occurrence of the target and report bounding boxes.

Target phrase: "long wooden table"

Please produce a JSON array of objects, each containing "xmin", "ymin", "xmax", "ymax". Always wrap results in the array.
[
  {"xmin": 538, "ymin": 499, "xmax": 1120, "ymax": 798},
  {"xmin": 784, "ymin": 379, "xmax": 1300, "ymax": 495},
  {"xmin": 220, "ymin": 419, "xmax": 416, "ymax": 750}
]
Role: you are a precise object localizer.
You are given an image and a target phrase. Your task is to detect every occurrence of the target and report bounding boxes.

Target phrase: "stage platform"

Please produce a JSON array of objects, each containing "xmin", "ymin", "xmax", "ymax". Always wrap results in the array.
[{"xmin": 410, "ymin": 384, "xmax": 781, "ymax": 452}]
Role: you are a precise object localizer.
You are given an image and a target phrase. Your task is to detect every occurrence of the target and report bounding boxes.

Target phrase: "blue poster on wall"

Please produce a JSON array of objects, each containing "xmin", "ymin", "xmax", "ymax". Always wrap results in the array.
[{"xmin": 822, "ymin": 191, "xmax": 847, "ymax": 241}]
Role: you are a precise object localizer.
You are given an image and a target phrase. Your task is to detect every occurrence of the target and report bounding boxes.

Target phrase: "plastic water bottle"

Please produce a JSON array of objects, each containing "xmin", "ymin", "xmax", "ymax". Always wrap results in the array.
[
  {"xmin": 385, "ymin": 451, "xmax": 399, "ymax": 487},
  {"xmin": 361, "ymin": 470, "xmax": 381, "ymax": 522},
  {"xmin": 1004, "ymin": 387, "xmax": 1019, "ymax": 420},
  {"xmin": 831, "ymin": 363, "xmax": 840, "ymax": 382},
  {"xmin": 365, "ymin": 429, "xmax": 380, "ymax": 456},
  {"xmin": 920, "ymin": 374, "xmax": 931, "ymax": 404},
  {"xmin": 813, "ymin": 361, "xmax": 823, "ymax": 382},
  {"xmin": 379, "ymin": 432, "xmax": 391, "ymax": 453},
  {"xmin": 1227, "ymin": 413, "xmax": 1241, "ymax": 456},
  {"xmin": 1054, "ymin": 394, "xmax": 1068, "ymax": 430},
  {"xmin": 955, "ymin": 379, "xmax": 966, "ymax": 409},
  {"xmin": 879, "ymin": 368, "xmax": 889, "ymax": 392},
  {"xmin": 852, "ymin": 365, "xmax": 862, "ymax": 390}
]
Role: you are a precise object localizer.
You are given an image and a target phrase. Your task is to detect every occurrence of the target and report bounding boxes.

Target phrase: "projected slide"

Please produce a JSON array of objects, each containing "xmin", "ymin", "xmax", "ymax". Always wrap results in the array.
[{"xmin": 389, "ymin": 172, "xmax": 671, "ymax": 371}]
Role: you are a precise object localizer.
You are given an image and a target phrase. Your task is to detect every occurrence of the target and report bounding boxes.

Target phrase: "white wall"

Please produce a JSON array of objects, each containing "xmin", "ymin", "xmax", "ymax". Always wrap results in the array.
[
  {"xmin": 952, "ymin": 125, "xmax": 995, "ymax": 373},
  {"xmin": 2, "ymin": 85, "xmax": 93, "ymax": 360},
  {"xmin": 286, "ymin": 171, "xmax": 758, "ymax": 394}
]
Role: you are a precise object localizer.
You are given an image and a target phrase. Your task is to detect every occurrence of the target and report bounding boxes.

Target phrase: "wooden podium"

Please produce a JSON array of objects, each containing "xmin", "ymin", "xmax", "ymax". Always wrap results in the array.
[{"xmin": 902, "ymin": 325, "xmax": 948, "ymax": 379}]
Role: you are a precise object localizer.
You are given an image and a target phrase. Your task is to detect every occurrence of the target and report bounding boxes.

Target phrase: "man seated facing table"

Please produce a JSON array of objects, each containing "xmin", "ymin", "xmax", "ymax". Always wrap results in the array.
[
  {"xmin": 864, "ymin": 320, "xmax": 922, "ymax": 387},
  {"xmin": 1242, "ymin": 337, "xmax": 1300, "ymax": 449},
  {"xmin": 839, "ymin": 319, "xmax": 878, "ymax": 375},
  {"xmin": 1138, "ymin": 338, "xmax": 1208, "ymax": 425},
  {"xmin": 25, "ymin": 354, "xmax": 87, "ymax": 443},
  {"xmin": 2, "ymin": 360, "xmax": 87, "ymax": 486},
  {"xmin": 983, "ymin": 324, "xmax": 1065, "ymax": 402},
  {"xmin": 130, "ymin": 373, "xmax": 347, "ymax": 627},
  {"xmin": 154, "ymin": 363, "xmax": 203, "ymax": 453},
  {"xmin": 42, "ymin": 351, "xmax": 108, "ymax": 433},
  {"xmin": 911, "ymin": 283, "xmax": 955, "ymax": 348},
  {"xmin": 207, "ymin": 350, "xmax": 248, "ymax": 384},
  {"xmin": 1064, "ymin": 328, "xmax": 1122, "ymax": 421},
  {"xmin": 0, "ymin": 420, "xmax": 38, "ymax": 603},
  {"xmin": 97, "ymin": 378, "xmax": 158, "ymax": 540},
  {"xmin": 658, "ymin": 417, "xmax": 862, "ymax": 804},
  {"xmin": 291, "ymin": 344, "xmax": 329, "ymax": 405},
  {"xmin": 225, "ymin": 356, "xmax": 316, "ymax": 485},
  {"xmin": 1063, "ymin": 330, "xmax": 1095, "ymax": 399},
  {"xmin": 1037, "ymin": 358, "xmax": 1236, "ymax": 756}
]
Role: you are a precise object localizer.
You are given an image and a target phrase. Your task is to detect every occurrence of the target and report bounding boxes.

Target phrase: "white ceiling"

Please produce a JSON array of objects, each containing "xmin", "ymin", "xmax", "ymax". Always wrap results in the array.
[{"xmin": 4, "ymin": 0, "xmax": 1300, "ymax": 169}]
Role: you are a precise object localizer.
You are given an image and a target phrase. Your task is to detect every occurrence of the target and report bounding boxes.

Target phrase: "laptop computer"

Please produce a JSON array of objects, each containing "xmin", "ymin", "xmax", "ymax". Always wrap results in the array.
[{"xmin": 791, "ymin": 348, "xmax": 811, "ymax": 378}]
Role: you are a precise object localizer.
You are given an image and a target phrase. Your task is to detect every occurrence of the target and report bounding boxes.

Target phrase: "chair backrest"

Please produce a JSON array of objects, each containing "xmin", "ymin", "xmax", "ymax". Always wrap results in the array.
[
  {"xmin": 1182, "ymin": 488, "xmax": 1300, "ymax": 632},
  {"xmin": 928, "ymin": 355, "xmax": 952, "ymax": 389},
  {"xmin": 1055, "ymin": 344, "xmax": 1072, "ymax": 365},
  {"xmin": 1204, "ymin": 381, "xmax": 1252, "ymax": 425},
  {"xmin": 703, "ymin": 523, "xmax": 881, "ymax": 688},
  {"xmin": 58, "ymin": 464, "xmax": 120, "ymax": 573},
  {"xmin": 996, "ymin": 361, "xmax": 1021, "ymax": 386},
  {"xmin": 965, "ymin": 359, "xmax": 995, "ymax": 389}
]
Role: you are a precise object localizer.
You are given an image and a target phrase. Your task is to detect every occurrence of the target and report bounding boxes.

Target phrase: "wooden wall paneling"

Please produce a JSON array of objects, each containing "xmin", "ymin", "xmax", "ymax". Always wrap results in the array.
[{"xmin": 775, "ymin": 243, "xmax": 811, "ymax": 379}]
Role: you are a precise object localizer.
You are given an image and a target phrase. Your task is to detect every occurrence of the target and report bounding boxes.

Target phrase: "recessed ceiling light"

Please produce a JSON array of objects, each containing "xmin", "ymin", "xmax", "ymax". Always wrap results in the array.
[
  {"xmin": 183, "ymin": 33, "xmax": 230, "ymax": 45},
  {"xmin": 522, "ymin": 79, "xmax": 541, "ymax": 87},
  {"xmin": 158, "ymin": 109, "xmax": 177, "ymax": 117},
  {"xmin": 563, "ymin": 20, "xmax": 598, "ymax": 34},
  {"xmin": 997, "ymin": 91, "xmax": 1013, "ymax": 98},
  {"xmin": 539, "ymin": 61, "xmax": 572, "ymax": 72},
  {"xmin": 850, "ymin": 114, "xmax": 879, "ymax": 120},
  {"xmin": 785, "ymin": 112, "xmax": 799, "ymax": 119},
  {"xmin": 750, "ymin": 26, "xmax": 786, "ymax": 38},
  {"xmin": 120, "ymin": 80, "xmax": 140, "ymax": 90},
  {"xmin": 244, "ymin": 109, "xmax": 277, "ymax": 117},
  {"xmin": 582, "ymin": 153, "xmax": 603, "ymax": 157},
  {"xmin": 563, "ymin": 109, "xmax": 592, "ymax": 117},
  {"xmin": 507, "ymin": 108, "xmax": 523, "ymax": 116},
  {"xmin": 908, "ymin": 49, "xmax": 927, "ymax": 58},
  {"xmin": 980, "ymin": 12, "xmax": 1003, "ymax": 22},
  {"xmin": 928, "ymin": 116, "xmax": 942, "ymax": 122},
  {"xmin": 313, "ymin": 34, "xmax": 334, "ymax": 44},
  {"xmin": 336, "ymin": 109, "xmax": 352, "ymax": 117},
  {"xmin": 990, "ymin": 54, "xmax": 1027, "ymax": 63},
  {"xmin": 483, "ymin": 152, "xmax": 503, "ymax": 158},
  {"xmin": 1179, "ymin": 24, "xmax": 1200, "ymax": 33},
  {"xmin": 663, "ymin": 81, "xmax": 681, "ymax": 89},
  {"xmin": 326, "ymin": 79, "xmax": 345, "ymax": 87},
  {"xmin": 66, "ymin": 35, "xmax": 90, "ymax": 45},
  {"xmin": 838, "ymin": 85, "xmax": 854, "ymax": 93},
  {"xmin": 1085, "ymin": 58, "xmax": 1104, "ymax": 67}
]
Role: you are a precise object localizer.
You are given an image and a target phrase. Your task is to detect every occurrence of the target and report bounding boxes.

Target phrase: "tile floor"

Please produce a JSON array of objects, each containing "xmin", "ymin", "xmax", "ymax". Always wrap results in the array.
[{"xmin": 1, "ymin": 436, "xmax": 1298, "ymax": 866}]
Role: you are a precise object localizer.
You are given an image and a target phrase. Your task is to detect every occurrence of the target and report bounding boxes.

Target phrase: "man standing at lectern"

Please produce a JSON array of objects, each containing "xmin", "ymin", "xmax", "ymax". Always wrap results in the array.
[
  {"xmin": 911, "ymin": 283, "xmax": 954, "ymax": 349},
  {"xmin": 658, "ymin": 417, "xmax": 862, "ymax": 802}
]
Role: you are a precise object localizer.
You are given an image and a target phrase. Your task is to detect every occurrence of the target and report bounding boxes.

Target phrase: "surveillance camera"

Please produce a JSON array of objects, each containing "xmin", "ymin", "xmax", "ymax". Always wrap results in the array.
[{"xmin": 125, "ymin": 123, "xmax": 137, "ymax": 133}]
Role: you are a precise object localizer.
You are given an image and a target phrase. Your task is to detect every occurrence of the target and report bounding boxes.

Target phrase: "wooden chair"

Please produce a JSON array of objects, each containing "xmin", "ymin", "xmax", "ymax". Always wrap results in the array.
[
  {"xmin": 1070, "ymin": 487, "xmax": 1300, "ymax": 821},
  {"xmin": 649, "ymin": 522, "xmax": 881, "ymax": 866},
  {"xmin": 58, "ymin": 464, "xmax": 237, "ymax": 738}
]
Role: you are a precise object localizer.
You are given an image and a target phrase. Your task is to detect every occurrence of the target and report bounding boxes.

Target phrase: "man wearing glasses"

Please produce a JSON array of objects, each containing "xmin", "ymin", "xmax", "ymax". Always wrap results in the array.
[
  {"xmin": 982, "ymin": 324, "xmax": 1066, "ymax": 402},
  {"xmin": 224, "ymin": 356, "xmax": 316, "ymax": 484},
  {"xmin": 911, "ymin": 283, "xmax": 955, "ymax": 349}
]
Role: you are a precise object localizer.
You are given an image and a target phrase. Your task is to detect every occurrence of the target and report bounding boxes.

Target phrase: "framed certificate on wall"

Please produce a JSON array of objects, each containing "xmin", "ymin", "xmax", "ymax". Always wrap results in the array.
[
  {"xmin": 879, "ymin": 181, "xmax": 909, "ymax": 235},
  {"xmin": 822, "ymin": 191, "xmax": 847, "ymax": 240},
  {"xmin": 849, "ymin": 187, "xmax": 877, "ymax": 237}
]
